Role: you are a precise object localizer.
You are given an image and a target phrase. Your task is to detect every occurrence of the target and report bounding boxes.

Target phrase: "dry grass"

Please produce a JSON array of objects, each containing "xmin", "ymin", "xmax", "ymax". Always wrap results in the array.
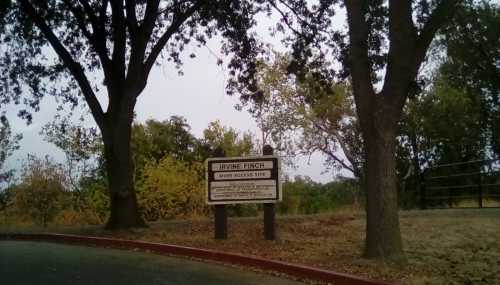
[{"xmin": 2, "ymin": 208, "xmax": 499, "ymax": 284}]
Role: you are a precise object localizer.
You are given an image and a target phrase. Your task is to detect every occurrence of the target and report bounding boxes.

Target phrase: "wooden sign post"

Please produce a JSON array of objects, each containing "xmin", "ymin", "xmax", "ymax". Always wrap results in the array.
[
  {"xmin": 262, "ymin": 145, "xmax": 276, "ymax": 240},
  {"xmin": 212, "ymin": 147, "xmax": 227, "ymax": 240}
]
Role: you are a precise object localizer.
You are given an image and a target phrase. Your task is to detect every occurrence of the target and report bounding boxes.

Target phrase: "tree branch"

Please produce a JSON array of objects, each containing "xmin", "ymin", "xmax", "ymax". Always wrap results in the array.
[
  {"xmin": 77, "ymin": 0, "xmax": 99, "ymax": 28},
  {"xmin": 79, "ymin": 0, "xmax": 110, "ymax": 62},
  {"xmin": 98, "ymin": 0, "xmax": 109, "ymax": 29},
  {"xmin": 415, "ymin": 0, "xmax": 459, "ymax": 69},
  {"xmin": 110, "ymin": 0, "xmax": 127, "ymax": 84},
  {"xmin": 382, "ymin": 0, "xmax": 459, "ymax": 115},
  {"xmin": 124, "ymin": 0, "xmax": 162, "ymax": 86},
  {"xmin": 143, "ymin": 1, "xmax": 202, "ymax": 78},
  {"xmin": 125, "ymin": 0, "xmax": 145, "ymax": 85},
  {"xmin": 344, "ymin": 0, "xmax": 376, "ymax": 124},
  {"xmin": 140, "ymin": 0, "xmax": 161, "ymax": 51},
  {"xmin": 65, "ymin": 1, "xmax": 93, "ymax": 40},
  {"xmin": 336, "ymin": 133, "xmax": 362, "ymax": 176},
  {"xmin": 20, "ymin": 0, "xmax": 105, "ymax": 129},
  {"xmin": 64, "ymin": 0, "xmax": 112, "ymax": 76},
  {"xmin": 318, "ymin": 137, "xmax": 356, "ymax": 174},
  {"xmin": 125, "ymin": 0, "xmax": 139, "ymax": 39},
  {"xmin": 381, "ymin": 0, "xmax": 417, "ymax": 111}
]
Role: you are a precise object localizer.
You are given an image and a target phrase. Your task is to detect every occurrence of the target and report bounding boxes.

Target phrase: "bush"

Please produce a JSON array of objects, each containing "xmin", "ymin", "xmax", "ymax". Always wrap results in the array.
[
  {"xmin": 226, "ymin": 203, "xmax": 259, "ymax": 217},
  {"xmin": 137, "ymin": 156, "xmax": 207, "ymax": 221},
  {"xmin": 8, "ymin": 156, "xmax": 70, "ymax": 227},
  {"xmin": 277, "ymin": 176, "xmax": 361, "ymax": 215},
  {"xmin": 78, "ymin": 176, "xmax": 109, "ymax": 224}
]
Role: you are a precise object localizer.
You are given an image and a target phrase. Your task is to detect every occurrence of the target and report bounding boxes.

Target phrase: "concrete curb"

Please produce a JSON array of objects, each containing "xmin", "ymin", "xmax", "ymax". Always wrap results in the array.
[{"xmin": 0, "ymin": 233, "xmax": 395, "ymax": 285}]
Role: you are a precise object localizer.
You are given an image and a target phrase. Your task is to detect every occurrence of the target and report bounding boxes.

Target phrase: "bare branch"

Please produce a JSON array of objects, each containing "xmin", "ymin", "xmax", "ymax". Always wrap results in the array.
[{"xmin": 318, "ymin": 137, "xmax": 356, "ymax": 174}]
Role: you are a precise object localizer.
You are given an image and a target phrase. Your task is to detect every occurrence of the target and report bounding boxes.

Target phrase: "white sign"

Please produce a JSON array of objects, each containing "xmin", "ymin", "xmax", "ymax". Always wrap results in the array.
[
  {"xmin": 205, "ymin": 156, "xmax": 281, "ymax": 205},
  {"xmin": 211, "ymin": 161, "xmax": 273, "ymax": 171},
  {"xmin": 210, "ymin": 180, "xmax": 277, "ymax": 201},
  {"xmin": 214, "ymin": 170, "xmax": 271, "ymax": 180}
]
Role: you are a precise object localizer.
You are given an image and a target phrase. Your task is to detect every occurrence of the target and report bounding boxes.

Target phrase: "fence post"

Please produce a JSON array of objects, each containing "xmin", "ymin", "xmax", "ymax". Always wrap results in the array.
[
  {"xmin": 420, "ymin": 169, "xmax": 427, "ymax": 210},
  {"xmin": 478, "ymin": 171, "xmax": 483, "ymax": 208},
  {"xmin": 263, "ymin": 145, "xmax": 276, "ymax": 240}
]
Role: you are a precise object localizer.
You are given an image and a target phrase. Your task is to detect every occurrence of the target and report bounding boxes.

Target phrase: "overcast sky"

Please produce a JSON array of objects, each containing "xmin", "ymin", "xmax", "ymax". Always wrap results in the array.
[{"xmin": 2, "ymin": 11, "xmax": 348, "ymax": 184}]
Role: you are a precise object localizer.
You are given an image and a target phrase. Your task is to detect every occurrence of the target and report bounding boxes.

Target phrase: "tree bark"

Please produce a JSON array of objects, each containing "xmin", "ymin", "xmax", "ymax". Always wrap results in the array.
[
  {"xmin": 361, "ymin": 111, "xmax": 405, "ymax": 262},
  {"xmin": 102, "ymin": 100, "xmax": 146, "ymax": 229}
]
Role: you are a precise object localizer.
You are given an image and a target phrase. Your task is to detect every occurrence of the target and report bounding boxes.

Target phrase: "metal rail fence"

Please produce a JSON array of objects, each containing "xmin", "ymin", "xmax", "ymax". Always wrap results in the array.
[{"xmin": 421, "ymin": 159, "xmax": 500, "ymax": 209}]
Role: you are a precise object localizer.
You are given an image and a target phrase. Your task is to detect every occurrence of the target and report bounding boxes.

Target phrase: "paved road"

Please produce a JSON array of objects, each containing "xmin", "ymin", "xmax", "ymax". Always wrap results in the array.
[{"xmin": 0, "ymin": 241, "xmax": 304, "ymax": 285}]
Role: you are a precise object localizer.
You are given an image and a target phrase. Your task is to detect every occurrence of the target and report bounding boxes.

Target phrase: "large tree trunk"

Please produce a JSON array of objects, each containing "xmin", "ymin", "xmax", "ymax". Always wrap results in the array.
[
  {"xmin": 102, "ymin": 104, "xmax": 146, "ymax": 229},
  {"xmin": 362, "ymin": 118, "xmax": 405, "ymax": 262}
]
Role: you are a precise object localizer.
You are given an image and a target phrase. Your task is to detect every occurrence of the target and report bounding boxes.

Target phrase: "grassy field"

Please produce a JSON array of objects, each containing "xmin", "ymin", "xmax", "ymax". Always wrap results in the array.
[{"xmin": 2, "ymin": 208, "xmax": 499, "ymax": 284}]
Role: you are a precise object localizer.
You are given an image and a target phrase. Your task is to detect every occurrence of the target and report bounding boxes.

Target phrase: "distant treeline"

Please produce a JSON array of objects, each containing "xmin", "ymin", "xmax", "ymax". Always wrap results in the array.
[{"xmin": 0, "ymin": 118, "xmax": 361, "ymax": 228}]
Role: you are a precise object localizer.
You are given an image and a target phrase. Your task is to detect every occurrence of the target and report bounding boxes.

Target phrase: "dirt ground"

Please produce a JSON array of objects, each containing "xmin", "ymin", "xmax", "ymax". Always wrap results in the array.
[{"xmin": 4, "ymin": 208, "xmax": 500, "ymax": 284}]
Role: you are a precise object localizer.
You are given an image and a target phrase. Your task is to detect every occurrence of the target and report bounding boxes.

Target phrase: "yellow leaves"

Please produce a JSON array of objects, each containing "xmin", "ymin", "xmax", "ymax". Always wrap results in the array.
[
  {"xmin": 3, "ymin": 156, "xmax": 72, "ymax": 227},
  {"xmin": 137, "ymin": 155, "xmax": 207, "ymax": 221}
]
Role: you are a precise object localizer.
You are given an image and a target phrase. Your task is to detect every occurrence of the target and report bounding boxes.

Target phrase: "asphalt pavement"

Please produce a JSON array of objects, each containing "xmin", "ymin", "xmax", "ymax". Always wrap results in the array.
[{"xmin": 0, "ymin": 241, "xmax": 304, "ymax": 285}]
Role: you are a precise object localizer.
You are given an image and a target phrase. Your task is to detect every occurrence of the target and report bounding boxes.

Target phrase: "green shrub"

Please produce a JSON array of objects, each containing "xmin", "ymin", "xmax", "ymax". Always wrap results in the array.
[
  {"xmin": 8, "ymin": 156, "xmax": 70, "ymax": 227},
  {"xmin": 137, "ymin": 156, "xmax": 207, "ymax": 221},
  {"xmin": 79, "ymin": 177, "xmax": 109, "ymax": 224},
  {"xmin": 278, "ymin": 176, "xmax": 361, "ymax": 215}
]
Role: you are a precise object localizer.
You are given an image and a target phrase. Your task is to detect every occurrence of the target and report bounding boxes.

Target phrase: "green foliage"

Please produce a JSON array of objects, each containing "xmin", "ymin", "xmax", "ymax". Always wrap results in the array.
[
  {"xmin": 202, "ymin": 120, "xmax": 255, "ymax": 157},
  {"xmin": 2, "ymin": 0, "xmax": 262, "ymax": 228},
  {"xmin": 0, "ymin": 186, "xmax": 14, "ymax": 211},
  {"xmin": 8, "ymin": 156, "xmax": 69, "ymax": 227},
  {"xmin": 137, "ymin": 155, "xmax": 207, "ymax": 221},
  {"xmin": 225, "ymin": 203, "xmax": 259, "ymax": 217},
  {"xmin": 78, "ymin": 174, "xmax": 109, "ymax": 224},
  {"xmin": 439, "ymin": 1, "xmax": 500, "ymax": 155},
  {"xmin": 440, "ymin": 1, "xmax": 500, "ymax": 97},
  {"xmin": 397, "ymin": 70, "xmax": 490, "ymax": 208},
  {"xmin": 278, "ymin": 176, "xmax": 360, "ymax": 215},
  {"xmin": 244, "ymin": 53, "xmax": 363, "ymax": 177},
  {"xmin": 0, "ymin": 114, "xmax": 21, "ymax": 187},
  {"xmin": 399, "ymin": 75, "xmax": 485, "ymax": 166},
  {"xmin": 202, "ymin": 120, "xmax": 259, "ymax": 216},
  {"xmin": 132, "ymin": 117, "xmax": 206, "ymax": 171},
  {"xmin": 394, "ymin": 2, "xmax": 500, "ymax": 209},
  {"xmin": 0, "ymin": 151, "xmax": 108, "ymax": 226},
  {"xmin": 41, "ymin": 115, "xmax": 103, "ymax": 194},
  {"xmin": 42, "ymin": 116, "xmax": 102, "ymax": 166}
]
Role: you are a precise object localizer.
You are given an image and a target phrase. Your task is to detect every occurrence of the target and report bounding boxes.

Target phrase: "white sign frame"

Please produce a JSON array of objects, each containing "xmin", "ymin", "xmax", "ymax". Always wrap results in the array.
[{"xmin": 205, "ymin": 155, "xmax": 282, "ymax": 205}]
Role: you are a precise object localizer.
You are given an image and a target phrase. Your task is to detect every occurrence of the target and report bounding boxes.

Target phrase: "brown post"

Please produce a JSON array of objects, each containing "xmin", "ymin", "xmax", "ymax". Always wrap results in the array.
[
  {"xmin": 263, "ymin": 145, "xmax": 276, "ymax": 240},
  {"xmin": 478, "ymin": 171, "xmax": 483, "ymax": 208},
  {"xmin": 213, "ymin": 147, "xmax": 227, "ymax": 239},
  {"xmin": 420, "ymin": 169, "xmax": 427, "ymax": 210},
  {"xmin": 214, "ymin": 204, "xmax": 227, "ymax": 239}
]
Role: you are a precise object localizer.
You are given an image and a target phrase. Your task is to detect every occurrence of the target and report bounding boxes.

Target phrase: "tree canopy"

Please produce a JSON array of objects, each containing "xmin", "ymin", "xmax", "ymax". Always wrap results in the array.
[
  {"xmin": 243, "ymin": 52, "xmax": 363, "ymax": 177},
  {"xmin": 233, "ymin": 0, "xmax": 464, "ymax": 261},
  {"xmin": 0, "ymin": 115, "xmax": 21, "ymax": 187},
  {"xmin": 0, "ymin": 0, "xmax": 262, "ymax": 228}
]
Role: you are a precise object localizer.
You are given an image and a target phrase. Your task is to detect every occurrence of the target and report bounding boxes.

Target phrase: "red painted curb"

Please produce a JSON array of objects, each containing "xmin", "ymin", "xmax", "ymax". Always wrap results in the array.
[{"xmin": 0, "ymin": 233, "xmax": 395, "ymax": 285}]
